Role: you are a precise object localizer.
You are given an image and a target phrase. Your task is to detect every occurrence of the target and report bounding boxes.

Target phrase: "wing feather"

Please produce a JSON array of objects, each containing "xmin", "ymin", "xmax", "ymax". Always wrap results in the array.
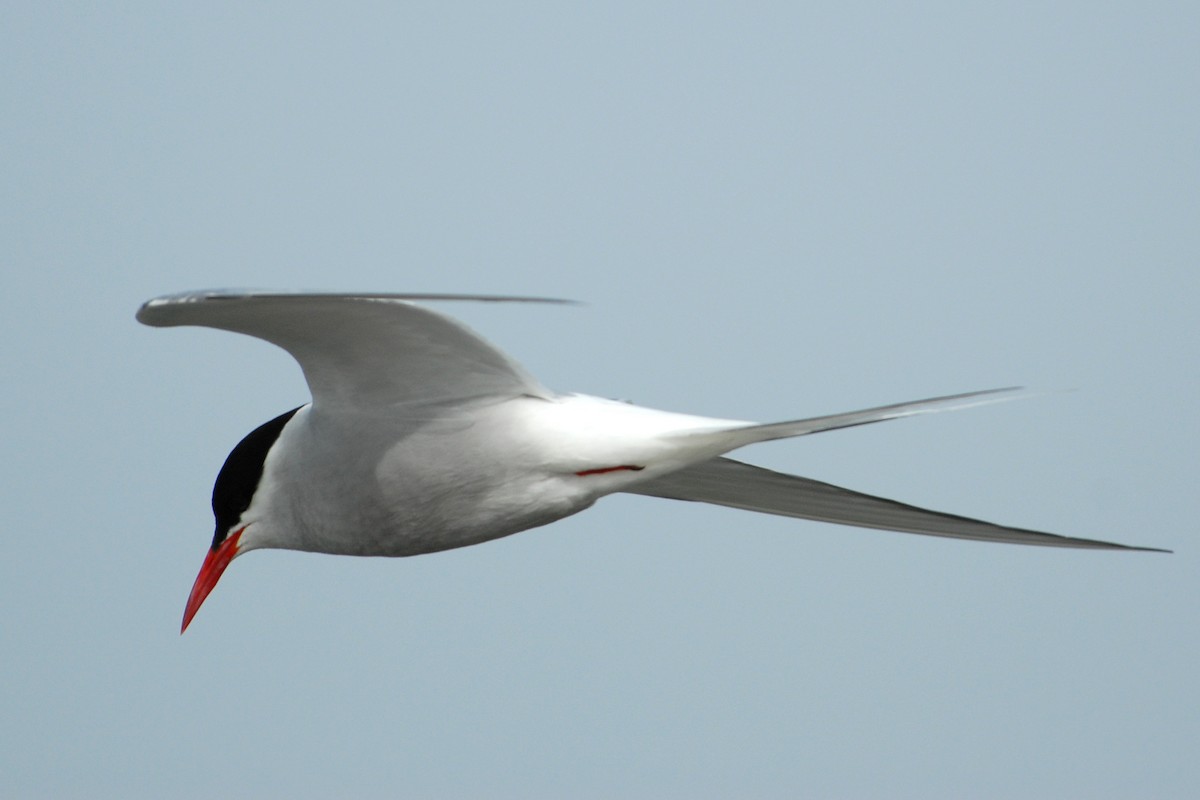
[
  {"xmin": 624, "ymin": 457, "xmax": 1166, "ymax": 552},
  {"xmin": 137, "ymin": 290, "xmax": 569, "ymax": 410}
]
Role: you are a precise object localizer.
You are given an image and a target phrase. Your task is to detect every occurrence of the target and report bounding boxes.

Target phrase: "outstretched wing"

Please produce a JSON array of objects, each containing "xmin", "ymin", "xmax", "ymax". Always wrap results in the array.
[
  {"xmin": 624, "ymin": 457, "xmax": 1166, "ymax": 552},
  {"xmin": 137, "ymin": 290, "xmax": 569, "ymax": 411}
]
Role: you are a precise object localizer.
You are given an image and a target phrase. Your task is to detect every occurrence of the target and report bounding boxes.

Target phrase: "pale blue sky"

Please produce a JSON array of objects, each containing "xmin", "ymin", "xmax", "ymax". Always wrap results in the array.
[{"xmin": 3, "ymin": 3, "xmax": 1197, "ymax": 798}]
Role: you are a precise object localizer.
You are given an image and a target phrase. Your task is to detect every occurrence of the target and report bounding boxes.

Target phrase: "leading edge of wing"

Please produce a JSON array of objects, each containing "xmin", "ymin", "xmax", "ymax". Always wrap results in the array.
[
  {"xmin": 137, "ymin": 289, "xmax": 578, "ymax": 326},
  {"xmin": 625, "ymin": 457, "xmax": 1169, "ymax": 552}
]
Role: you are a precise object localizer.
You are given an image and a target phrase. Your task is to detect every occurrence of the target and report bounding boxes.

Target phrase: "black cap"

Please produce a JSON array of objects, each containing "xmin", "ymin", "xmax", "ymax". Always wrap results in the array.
[{"xmin": 210, "ymin": 407, "xmax": 302, "ymax": 549}]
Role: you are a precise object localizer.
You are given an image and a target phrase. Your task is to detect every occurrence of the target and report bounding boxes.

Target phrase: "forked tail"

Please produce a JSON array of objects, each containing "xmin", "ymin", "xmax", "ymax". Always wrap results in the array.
[{"xmin": 672, "ymin": 387, "xmax": 1029, "ymax": 453}]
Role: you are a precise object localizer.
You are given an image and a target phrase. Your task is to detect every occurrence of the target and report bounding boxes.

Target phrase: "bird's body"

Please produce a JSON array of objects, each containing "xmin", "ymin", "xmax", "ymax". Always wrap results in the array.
[
  {"xmin": 137, "ymin": 290, "xmax": 1164, "ymax": 632},
  {"xmin": 234, "ymin": 394, "xmax": 764, "ymax": 557}
]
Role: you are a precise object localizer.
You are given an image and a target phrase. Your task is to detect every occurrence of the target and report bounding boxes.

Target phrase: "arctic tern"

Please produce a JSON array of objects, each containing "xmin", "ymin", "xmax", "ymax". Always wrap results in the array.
[{"xmin": 136, "ymin": 290, "xmax": 1164, "ymax": 632}]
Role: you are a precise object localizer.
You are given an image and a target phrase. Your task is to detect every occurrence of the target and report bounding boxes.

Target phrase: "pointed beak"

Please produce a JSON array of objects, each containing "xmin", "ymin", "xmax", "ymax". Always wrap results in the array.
[{"xmin": 181, "ymin": 527, "xmax": 244, "ymax": 634}]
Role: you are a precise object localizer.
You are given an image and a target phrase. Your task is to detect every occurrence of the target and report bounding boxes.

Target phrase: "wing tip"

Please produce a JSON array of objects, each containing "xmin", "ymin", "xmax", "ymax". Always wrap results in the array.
[
  {"xmin": 134, "ymin": 295, "xmax": 185, "ymax": 327},
  {"xmin": 1052, "ymin": 540, "xmax": 1172, "ymax": 553},
  {"xmin": 136, "ymin": 289, "xmax": 253, "ymax": 326}
]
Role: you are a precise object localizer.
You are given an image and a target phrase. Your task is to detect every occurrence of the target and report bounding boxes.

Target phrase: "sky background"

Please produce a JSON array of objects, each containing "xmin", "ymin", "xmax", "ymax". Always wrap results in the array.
[{"xmin": 3, "ymin": 3, "xmax": 1197, "ymax": 798}]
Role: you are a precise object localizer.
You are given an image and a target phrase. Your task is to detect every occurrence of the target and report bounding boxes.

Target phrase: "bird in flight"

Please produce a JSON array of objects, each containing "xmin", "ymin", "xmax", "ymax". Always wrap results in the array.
[{"xmin": 137, "ymin": 290, "xmax": 1165, "ymax": 632}]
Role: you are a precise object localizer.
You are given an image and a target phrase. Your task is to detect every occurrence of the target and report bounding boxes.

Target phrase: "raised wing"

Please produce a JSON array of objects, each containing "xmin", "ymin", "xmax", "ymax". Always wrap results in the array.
[
  {"xmin": 624, "ymin": 457, "xmax": 1167, "ymax": 552},
  {"xmin": 137, "ymin": 290, "xmax": 569, "ymax": 411}
]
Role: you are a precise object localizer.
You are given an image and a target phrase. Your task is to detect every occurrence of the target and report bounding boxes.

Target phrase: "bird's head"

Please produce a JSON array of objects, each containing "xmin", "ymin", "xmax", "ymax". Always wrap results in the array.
[{"xmin": 181, "ymin": 407, "xmax": 302, "ymax": 633}]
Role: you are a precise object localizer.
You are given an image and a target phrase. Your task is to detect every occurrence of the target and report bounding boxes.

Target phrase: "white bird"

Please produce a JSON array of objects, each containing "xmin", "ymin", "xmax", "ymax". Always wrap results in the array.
[{"xmin": 137, "ymin": 290, "xmax": 1164, "ymax": 632}]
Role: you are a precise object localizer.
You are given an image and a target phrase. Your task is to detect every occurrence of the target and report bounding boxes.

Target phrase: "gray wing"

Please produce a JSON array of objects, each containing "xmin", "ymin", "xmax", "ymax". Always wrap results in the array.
[
  {"xmin": 624, "ymin": 457, "xmax": 1167, "ymax": 552},
  {"xmin": 137, "ymin": 290, "xmax": 569, "ymax": 411}
]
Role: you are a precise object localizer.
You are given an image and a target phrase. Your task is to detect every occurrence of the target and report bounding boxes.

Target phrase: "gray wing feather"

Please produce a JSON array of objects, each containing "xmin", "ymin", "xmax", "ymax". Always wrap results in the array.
[
  {"xmin": 624, "ymin": 457, "xmax": 1166, "ymax": 552},
  {"xmin": 137, "ymin": 290, "xmax": 568, "ymax": 410}
]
